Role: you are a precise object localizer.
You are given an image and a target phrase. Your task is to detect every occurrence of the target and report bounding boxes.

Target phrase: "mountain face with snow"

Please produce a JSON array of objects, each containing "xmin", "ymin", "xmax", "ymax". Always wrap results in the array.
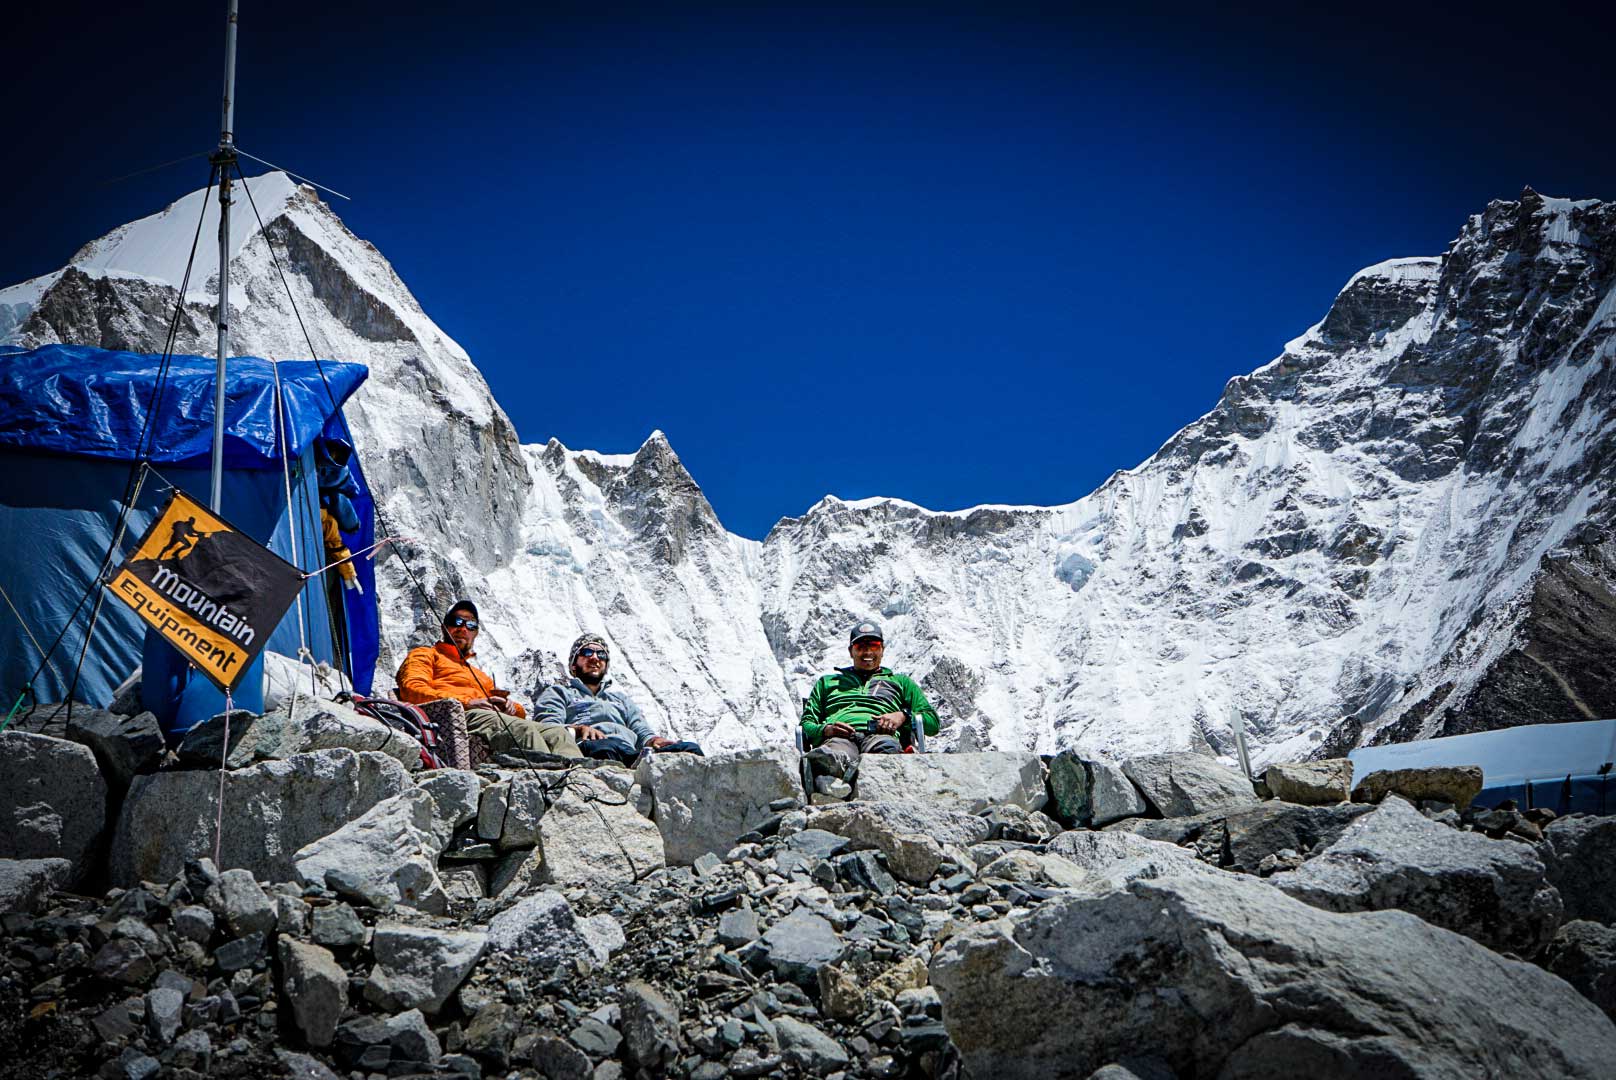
[{"xmin": 6, "ymin": 180, "xmax": 1613, "ymax": 765}]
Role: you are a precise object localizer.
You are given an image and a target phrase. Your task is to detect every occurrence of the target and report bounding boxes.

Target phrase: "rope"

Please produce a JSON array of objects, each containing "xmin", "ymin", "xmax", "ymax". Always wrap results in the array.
[
  {"xmin": 300, "ymin": 536, "xmax": 402, "ymax": 580},
  {"xmin": 214, "ymin": 688, "xmax": 233, "ymax": 868},
  {"xmin": 0, "ymin": 581, "xmax": 56, "ymax": 687},
  {"xmin": 270, "ymin": 359, "xmax": 312, "ymax": 689},
  {"xmin": 29, "ymin": 165, "xmax": 214, "ymax": 715},
  {"xmin": 235, "ymin": 166, "xmax": 532, "ymax": 756}
]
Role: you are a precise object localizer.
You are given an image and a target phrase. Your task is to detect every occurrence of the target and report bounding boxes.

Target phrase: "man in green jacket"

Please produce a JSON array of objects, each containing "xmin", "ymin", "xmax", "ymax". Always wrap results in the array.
[{"xmin": 801, "ymin": 619, "xmax": 940, "ymax": 780}]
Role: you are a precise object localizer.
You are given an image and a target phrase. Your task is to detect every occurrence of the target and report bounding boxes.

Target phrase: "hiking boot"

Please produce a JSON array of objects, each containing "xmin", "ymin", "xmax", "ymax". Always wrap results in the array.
[{"xmin": 813, "ymin": 774, "xmax": 852, "ymax": 800}]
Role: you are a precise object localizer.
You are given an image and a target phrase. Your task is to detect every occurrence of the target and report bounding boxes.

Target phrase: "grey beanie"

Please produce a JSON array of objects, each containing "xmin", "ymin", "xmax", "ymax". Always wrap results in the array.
[{"xmin": 569, "ymin": 632, "xmax": 610, "ymax": 669}]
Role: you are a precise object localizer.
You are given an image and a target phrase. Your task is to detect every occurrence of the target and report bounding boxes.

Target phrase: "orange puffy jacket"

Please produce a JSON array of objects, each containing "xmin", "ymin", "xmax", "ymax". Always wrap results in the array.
[{"xmin": 395, "ymin": 642, "xmax": 528, "ymax": 718}]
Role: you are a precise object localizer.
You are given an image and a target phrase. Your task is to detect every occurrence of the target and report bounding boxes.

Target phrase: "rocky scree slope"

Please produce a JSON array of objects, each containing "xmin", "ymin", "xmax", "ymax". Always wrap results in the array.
[
  {"xmin": 5, "ymin": 182, "xmax": 1614, "ymax": 764},
  {"xmin": 4, "ymin": 707, "xmax": 1616, "ymax": 1080}
]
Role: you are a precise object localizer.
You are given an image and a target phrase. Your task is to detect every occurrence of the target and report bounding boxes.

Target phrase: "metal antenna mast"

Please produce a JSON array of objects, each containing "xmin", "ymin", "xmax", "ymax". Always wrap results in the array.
[{"xmin": 208, "ymin": 0, "xmax": 240, "ymax": 512}]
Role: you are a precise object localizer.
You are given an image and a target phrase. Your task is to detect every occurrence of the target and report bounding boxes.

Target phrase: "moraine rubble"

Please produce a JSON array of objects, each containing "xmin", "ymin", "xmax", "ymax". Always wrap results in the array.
[{"xmin": 3, "ymin": 701, "xmax": 1616, "ymax": 1078}]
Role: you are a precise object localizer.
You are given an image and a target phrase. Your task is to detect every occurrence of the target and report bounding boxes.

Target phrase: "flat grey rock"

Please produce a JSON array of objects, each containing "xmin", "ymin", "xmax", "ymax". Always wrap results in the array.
[
  {"xmin": 1088, "ymin": 758, "xmax": 1147, "ymax": 826},
  {"xmin": 485, "ymin": 890, "xmax": 622, "ymax": 966},
  {"xmin": 1269, "ymin": 796, "xmax": 1562, "ymax": 956},
  {"xmin": 1046, "ymin": 828, "xmax": 1220, "ymax": 889},
  {"xmin": 364, "ymin": 924, "xmax": 486, "ymax": 1014},
  {"xmin": 931, "ymin": 867, "xmax": 1616, "ymax": 1079},
  {"xmin": 293, "ymin": 787, "xmax": 448, "ymax": 913},
  {"xmin": 175, "ymin": 698, "xmax": 421, "ymax": 772},
  {"xmin": 760, "ymin": 907, "xmax": 845, "ymax": 989},
  {"xmin": 0, "ymin": 732, "xmax": 108, "ymax": 882},
  {"xmin": 538, "ymin": 768, "xmax": 665, "ymax": 886},
  {"xmin": 109, "ymin": 747, "xmax": 407, "ymax": 886},
  {"xmin": 1121, "ymin": 752, "xmax": 1258, "ymax": 818},
  {"xmin": 0, "ymin": 857, "xmax": 72, "ymax": 915},
  {"xmin": 638, "ymin": 748, "xmax": 801, "ymax": 865},
  {"xmin": 854, "ymin": 752, "xmax": 1047, "ymax": 813},
  {"xmin": 1543, "ymin": 814, "xmax": 1616, "ymax": 925}
]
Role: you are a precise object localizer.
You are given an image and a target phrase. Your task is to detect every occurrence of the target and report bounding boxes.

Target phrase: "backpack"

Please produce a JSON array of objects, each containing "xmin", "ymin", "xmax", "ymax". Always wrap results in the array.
[{"xmin": 347, "ymin": 694, "xmax": 448, "ymax": 769}]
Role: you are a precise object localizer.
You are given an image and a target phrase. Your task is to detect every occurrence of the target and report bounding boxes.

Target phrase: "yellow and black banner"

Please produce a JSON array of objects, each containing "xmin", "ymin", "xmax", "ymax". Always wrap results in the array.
[{"xmin": 106, "ymin": 489, "xmax": 305, "ymax": 692}]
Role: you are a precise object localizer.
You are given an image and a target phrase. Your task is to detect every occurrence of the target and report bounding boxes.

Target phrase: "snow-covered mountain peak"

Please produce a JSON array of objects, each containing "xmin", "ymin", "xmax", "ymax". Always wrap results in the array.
[
  {"xmin": 69, "ymin": 172, "xmax": 305, "ymax": 302},
  {"xmin": 7, "ymin": 186, "xmax": 1614, "ymax": 763}
]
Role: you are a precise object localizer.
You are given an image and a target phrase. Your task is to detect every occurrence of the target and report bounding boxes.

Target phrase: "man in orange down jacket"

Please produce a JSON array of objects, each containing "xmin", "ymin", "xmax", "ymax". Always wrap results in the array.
[{"xmin": 395, "ymin": 599, "xmax": 581, "ymax": 758}]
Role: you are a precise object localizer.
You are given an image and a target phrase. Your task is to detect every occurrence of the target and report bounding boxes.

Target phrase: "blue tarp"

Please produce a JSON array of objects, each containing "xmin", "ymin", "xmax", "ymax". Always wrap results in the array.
[
  {"xmin": 0, "ymin": 343, "xmax": 368, "ymax": 470},
  {"xmin": 0, "ymin": 344, "xmax": 379, "ymax": 725},
  {"xmin": 1350, "ymin": 719, "xmax": 1616, "ymax": 815}
]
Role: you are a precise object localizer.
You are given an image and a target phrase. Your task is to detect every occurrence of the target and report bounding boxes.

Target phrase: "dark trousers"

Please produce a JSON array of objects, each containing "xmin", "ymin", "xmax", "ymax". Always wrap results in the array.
[
  {"xmin": 579, "ymin": 736, "xmax": 705, "ymax": 765},
  {"xmin": 814, "ymin": 732, "xmax": 901, "ymax": 776}
]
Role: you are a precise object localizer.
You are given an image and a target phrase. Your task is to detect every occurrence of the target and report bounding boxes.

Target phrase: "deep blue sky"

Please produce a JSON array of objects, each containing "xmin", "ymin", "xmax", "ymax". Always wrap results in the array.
[{"xmin": 8, "ymin": 3, "xmax": 1614, "ymax": 538}]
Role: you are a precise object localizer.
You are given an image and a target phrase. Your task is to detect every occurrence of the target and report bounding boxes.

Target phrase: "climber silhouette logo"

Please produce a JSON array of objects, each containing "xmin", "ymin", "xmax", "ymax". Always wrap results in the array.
[{"xmin": 156, "ymin": 515, "xmax": 202, "ymax": 562}]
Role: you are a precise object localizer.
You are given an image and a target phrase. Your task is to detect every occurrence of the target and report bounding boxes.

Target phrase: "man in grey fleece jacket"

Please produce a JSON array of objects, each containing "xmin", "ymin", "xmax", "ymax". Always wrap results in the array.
[{"xmin": 531, "ymin": 632, "xmax": 703, "ymax": 763}]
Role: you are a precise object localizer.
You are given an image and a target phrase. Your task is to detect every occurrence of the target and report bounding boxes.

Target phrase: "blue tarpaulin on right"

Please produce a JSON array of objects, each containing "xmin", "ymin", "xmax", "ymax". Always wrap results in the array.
[{"xmin": 1350, "ymin": 719, "xmax": 1616, "ymax": 815}]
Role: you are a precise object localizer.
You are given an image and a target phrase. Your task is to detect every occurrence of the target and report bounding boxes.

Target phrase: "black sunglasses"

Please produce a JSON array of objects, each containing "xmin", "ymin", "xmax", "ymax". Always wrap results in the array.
[
  {"xmin": 577, "ymin": 647, "xmax": 609, "ymax": 660},
  {"xmin": 444, "ymin": 615, "xmax": 480, "ymax": 630}
]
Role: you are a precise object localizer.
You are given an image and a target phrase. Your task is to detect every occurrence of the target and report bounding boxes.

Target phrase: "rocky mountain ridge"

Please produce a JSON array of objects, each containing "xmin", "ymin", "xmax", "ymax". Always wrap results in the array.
[{"xmin": 4, "ymin": 180, "xmax": 1613, "ymax": 765}]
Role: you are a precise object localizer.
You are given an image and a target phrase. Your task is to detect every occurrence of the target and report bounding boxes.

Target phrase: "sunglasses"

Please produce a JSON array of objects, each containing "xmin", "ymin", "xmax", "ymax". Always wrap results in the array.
[
  {"xmin": 577, "ymin": 647, "xmax": 609, "ymax": 660},
  {"xmin": 444, "ymin": 616, "xmax": 480, "ymax": 630}
]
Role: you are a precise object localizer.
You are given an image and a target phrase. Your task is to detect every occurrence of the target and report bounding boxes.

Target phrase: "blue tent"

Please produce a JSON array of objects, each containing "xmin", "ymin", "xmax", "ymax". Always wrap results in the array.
[
  {"xmin": 0, "ymin": 343, "xmax": 378, "ymax": 734},
  {"xmin": 1350, "ymin": 718, "xmax": 1616, "ymax": 815}
]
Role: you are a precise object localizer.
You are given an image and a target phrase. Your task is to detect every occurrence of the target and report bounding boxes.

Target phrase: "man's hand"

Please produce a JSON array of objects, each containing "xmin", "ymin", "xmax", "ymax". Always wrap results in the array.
[
  {"xmin": 822, "ymin": 722, "xmax": 857, "ymax": 741},
  {"xmin": 872, "ymin": 711, "xmax": 905, "ymax": 734},
  {"xmin": 465, "ymin": 697, "xmax": 493, "ymax": 711},
  {"xmin": 647, "ymin": 736, "xmax": 675, "ymax": 749},
  {"xmin": 572, "ymin": 724, "xmax": 606, "ymax": 742}
]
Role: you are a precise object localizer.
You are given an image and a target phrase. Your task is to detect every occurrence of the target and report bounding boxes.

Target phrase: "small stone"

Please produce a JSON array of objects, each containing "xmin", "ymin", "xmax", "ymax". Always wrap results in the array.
[
  {"xmin": 531, "ymin": 1034, "xmax": 591, "ymax": 1080},
  {"xmin": 774, "ymin": 1015, "xmax": 851, "ymax": 1072},
  {"xmin": 169, "ymin": 904, "xmax": 214, "ymax": 945},
  {"xmin": 729, "ymin": 1048, "xmax": 784, "ymax": 1077},
  {"xmin": 787, "ymin": 829, "xmax": 854, "ymax": 859},
  {"xmin": 91, "ymin": 939, "xmax": 154, "ymax": 986},
  {"xmin": 836, "ymin": 851, "xmax": 897, "ymax": 895},
  {"xmin": 279, "ymin": 938, "xmax": 349, "ymax": 1049},
  {"xmin": 93, "ymin": 998, "xmax": 141, "ymax": 1041},
  {"xmin": 385, "ymin": 1008, "xmax": 443, "ymax": 1065},
  {"xmin": 621, "ymin": 980, "xmax": 682, "ymax": 1073},
  {"xmin": 212, "ymin": 868, "xmax": 277, "ymax": 938},
  {"xmin": 464, "ymin": 1002, "xmax": 520, "ymax": 1066},
  {"xmin": 116, "ymin": 1050, "xmax": 161, "ymax": 1080},
  {"xmin": 143, "ymin": 986, "xmax": 183, "ymax": 1045},
  {"xmin": 274, "ymin": 1047, "xmax": 344, "ymax": 1079},
  {"xmin": 213, "ymin": 931, "xmax": 265, "ymax": 973},
  {"xmin": 718, "ymin": 907, "xmax": 760, "ymax": 948},
  {"xmin": 693, "ymin": 852, "xmax": 722, "ymax": 877},
  {"xmin": 311, "ymin": 903, "xmax": 366, "ymax": 948},
  {"xmin": 571, "ymin": 1015, "xmax": 622, "ymax": 1057},
  {"xmin": 275, "ymin": 893, "xmax": 312, "ymax": 935},
  {"xmin": 169, "ymin": 1028, "xmax": 213, "ymax": 1071}
]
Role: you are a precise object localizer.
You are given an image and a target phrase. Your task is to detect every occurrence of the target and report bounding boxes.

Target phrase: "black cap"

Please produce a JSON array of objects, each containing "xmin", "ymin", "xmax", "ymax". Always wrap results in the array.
[
  {"xmin": 445, "ymin": 599, "xmax": 479, "ymax": 623},
  {"xmin": 849, "ymin": 619, "xmax": 883, "ymax": 643}
]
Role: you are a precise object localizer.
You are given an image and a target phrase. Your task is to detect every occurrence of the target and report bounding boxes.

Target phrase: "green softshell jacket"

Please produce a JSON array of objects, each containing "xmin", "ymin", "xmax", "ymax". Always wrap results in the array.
[{"xmin": 799, "ymin": 666, "xmax": 940, "ymax": 746}]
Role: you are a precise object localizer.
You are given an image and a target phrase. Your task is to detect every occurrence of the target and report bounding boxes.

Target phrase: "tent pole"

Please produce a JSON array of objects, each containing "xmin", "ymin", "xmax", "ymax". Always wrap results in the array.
[{"xmin": 209, "ymin": 0, "xmax": 240, "ymax": 512}]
